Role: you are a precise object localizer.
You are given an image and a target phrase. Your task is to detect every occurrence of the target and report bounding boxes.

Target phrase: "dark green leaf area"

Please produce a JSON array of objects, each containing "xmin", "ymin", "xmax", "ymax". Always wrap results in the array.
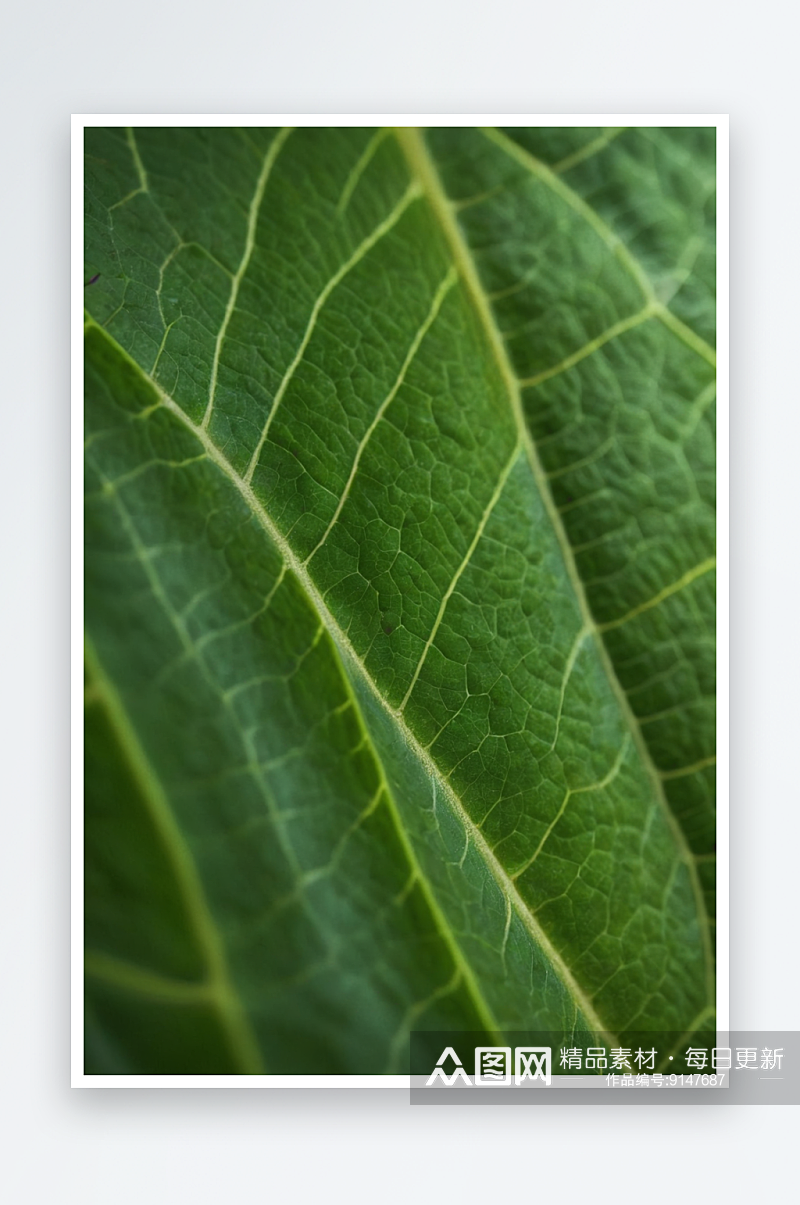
[
  {"xmin": 428, "ymin": 127, "xmax": 715, "ymax": 864},
  {"xmin": 84, "ymin": 126, "xmax": 716, "ymax": 1072},
  {"xmin": 85, "ymin": 329, "xmax": 501, "ymax": 1073}
]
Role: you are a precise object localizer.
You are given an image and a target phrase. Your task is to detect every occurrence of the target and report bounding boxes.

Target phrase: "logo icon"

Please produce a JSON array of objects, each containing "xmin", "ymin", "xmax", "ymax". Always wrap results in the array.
[
  {"xmin": 425, "ymin": 1046, "xmax": 472, "ymax": 1086},
  {"xmin": 515, "ymin": 1047, "xmax": 552, "ymax": 1085},
  {"xmin": 425, "ymin": 1045, "xmax": 552, "ymax": 1086},
  {"xmin": 474, "ymin": 1047, "xmax": 512, "ymax": 1085}
]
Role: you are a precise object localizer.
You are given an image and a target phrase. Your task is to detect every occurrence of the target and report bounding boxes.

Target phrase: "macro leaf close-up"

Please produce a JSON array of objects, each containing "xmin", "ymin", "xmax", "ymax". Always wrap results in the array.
[{"xmin": 83, "ymin": 124, "xmax": 716, "ymax": 1075}]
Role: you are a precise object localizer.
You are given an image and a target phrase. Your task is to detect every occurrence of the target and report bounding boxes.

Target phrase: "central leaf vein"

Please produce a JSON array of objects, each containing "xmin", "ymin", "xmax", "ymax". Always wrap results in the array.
[
  {"xmin": 394, "ymin": 127, "xmax": 715, "ymax": 1011},
  {"xmin": 86, "ymin": 315, "xmax": 621, "ymax": 1045}
]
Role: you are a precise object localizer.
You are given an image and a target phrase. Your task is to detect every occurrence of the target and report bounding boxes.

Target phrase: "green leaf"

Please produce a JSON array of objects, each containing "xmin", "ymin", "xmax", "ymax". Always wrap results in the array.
[{"xmin": 84, "ymin": 125, "xmax": 716, "ymax": 1074}]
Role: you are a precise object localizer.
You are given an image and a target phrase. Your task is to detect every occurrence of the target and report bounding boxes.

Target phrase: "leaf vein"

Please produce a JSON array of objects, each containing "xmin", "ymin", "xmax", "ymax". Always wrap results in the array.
[
  {"xmin": 551, "ymin": 127, "xmax": 627, "ymax": 174},
  {"xmin": 337, "ymin": 128, "xmax": 390, "ymax": 214},
  {"xmin": 84, "ymin": 639, "xmax": 265, "ymax": 1073},
  {"xmin": 520, "ymin": 304, "xmax": 656, "ymax": 389},
  {"xmin": 395, "ymin": 128, "xmax": 715, "ymax": 1011},
  {"xmin": 512, "ymin": 736, "xmax": 631, "ymax": 881},
  {"xmin": 85, "ymin": 316, "xmax": 620, "ymax": 1046},
  {"xmin": 399, "ymin": 439, "xmax": 522, "ymax": 713},
  {"xmin": 244, "ymin": 180, "xmax": 423, "ymax": 485},
  {"xmin": 598, "ymin": 557, "xmax": 716, "ymax": 632},
  {"xmin": 202, "ymin": 127, "xmax": 293, "ymax": 430},
  {"xmin": 305, "ymin": 264, "xmax": 458, "ymax": 566},
  {"xmin": 480, "ymin": 126, "xmax": 716, "ymax": 369}
]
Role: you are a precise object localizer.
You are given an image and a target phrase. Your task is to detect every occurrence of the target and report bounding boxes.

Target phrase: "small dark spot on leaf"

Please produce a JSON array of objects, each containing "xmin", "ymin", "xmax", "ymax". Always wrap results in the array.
[
  {"xmin": 85, "ymin": 273, "xmax": 100, "ymax": 286},
  {"xmin": 383, "ymin": 623, "xmax": 393, "ymax": 635}
]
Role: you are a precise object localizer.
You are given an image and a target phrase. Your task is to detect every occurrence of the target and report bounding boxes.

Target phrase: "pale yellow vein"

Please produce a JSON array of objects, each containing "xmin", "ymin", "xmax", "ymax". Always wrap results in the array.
[
  {"xmin": 598, "ymin": 557, "xmax": 716, "ymax": 632},
  {"xmin": 85, "ymin": 950, "xmax": 214, "ymax": 1006},
  {"xmin": 399, "ymin": 441, "xmax": 522, "ymax": 713},
  {"xmin": 84, "ymin": 639, "xmax": 265, "ymax": 1073},
  {"xmin": 679, "ymin": 380, "xmax": 717, "ymax": 441},
  {"xmin": 546, "ymin": 436, "xmax": 616, "ymax": 483},
  {"xmin": 337, "ymin": 128, "xmax": 389, "ymax": 214},
  {"xmin": 245, "ymin": 180, "xmax": 422, "ymax": 485},
  {"xmin": 520, "ymin": 303, "xmax": 656, "ymax": 389},
  {"xmin": 126, "ymin": 127, "xmax": 149, "ymax": 193},
  {"xmin": 86, "ymin": 315, "xmax": 618, "ymax": 1046},
  {"xmin": 548, "ymin": 625, "xmax": 590, "ymax": 752},
  {"xmin": 480, "ymin": 126, "xmax": 716, "ymax": 369},
  {"xmin": 304, "ymin": 265, "xmax": 457, "ymax": 567},
  {"xmin": 481, "ymin": 125, "xmax": 655, "ymax": 302},
  {"xmin": 384, "ymin": 967, "xmax": 464, "ymax": 1073},
  {"xmin": 659, "ymin": 755, "xmax": 716, "ymax": 781},
  {"xmin": 202, "ymin": 127, "xmax": 293, "ymax": 430},
  {"xmin": 552, "ymin": 127, "xmax": 627, "ymax": 175},
  {"xmin": 512, "ymin": 735, "xmax": 631, "ymax": 881},
  {"xmin": 393, "ymin": 128, "xmax": 715, "ymax": 1011}
]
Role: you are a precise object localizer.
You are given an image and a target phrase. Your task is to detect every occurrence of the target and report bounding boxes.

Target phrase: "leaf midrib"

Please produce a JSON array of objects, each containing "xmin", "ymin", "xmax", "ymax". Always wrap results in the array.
[
  {"xmin": 86, "ymin": 122, "xmax": 715, "ymax": 1043},
  {"xmin": 84, "ymin": 313, "xmax": 619, "ymax": 1046},
  {"xmin": 394, "ymin": 128, "xmax": 714, "ymax": 1011}
]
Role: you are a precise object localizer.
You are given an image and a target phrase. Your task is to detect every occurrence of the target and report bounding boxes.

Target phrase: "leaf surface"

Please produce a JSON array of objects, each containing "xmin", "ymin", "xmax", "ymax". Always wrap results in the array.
[{"xmin": 84, "ymin": 125, "xmax": 716, "ymax": 1073}]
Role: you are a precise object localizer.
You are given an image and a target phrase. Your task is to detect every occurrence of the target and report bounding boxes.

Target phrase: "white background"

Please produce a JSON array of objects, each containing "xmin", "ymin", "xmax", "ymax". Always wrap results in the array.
[{"xmin": 2, "ymin": 0, "xmax": 797, "ymax": 1200}]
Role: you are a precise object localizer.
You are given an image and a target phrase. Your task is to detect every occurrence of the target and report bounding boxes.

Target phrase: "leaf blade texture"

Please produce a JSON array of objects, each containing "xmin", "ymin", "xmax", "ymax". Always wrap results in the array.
[{"xmin": 84, "ymin": 126, "xmax": 716, "ymax": 1074}]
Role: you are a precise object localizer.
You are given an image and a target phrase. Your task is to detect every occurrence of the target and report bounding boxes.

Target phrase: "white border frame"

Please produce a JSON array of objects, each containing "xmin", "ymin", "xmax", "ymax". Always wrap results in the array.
[{"xmin": 72, "ymin": 113, "xmax": 729, "ymax": 1088}]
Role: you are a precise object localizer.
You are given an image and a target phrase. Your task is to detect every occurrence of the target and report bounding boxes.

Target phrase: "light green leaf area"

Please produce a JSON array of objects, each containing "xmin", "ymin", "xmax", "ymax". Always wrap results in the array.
[{"xmin": 84, "ymin": 126, "xmax": 716, "ymax": 1074}]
